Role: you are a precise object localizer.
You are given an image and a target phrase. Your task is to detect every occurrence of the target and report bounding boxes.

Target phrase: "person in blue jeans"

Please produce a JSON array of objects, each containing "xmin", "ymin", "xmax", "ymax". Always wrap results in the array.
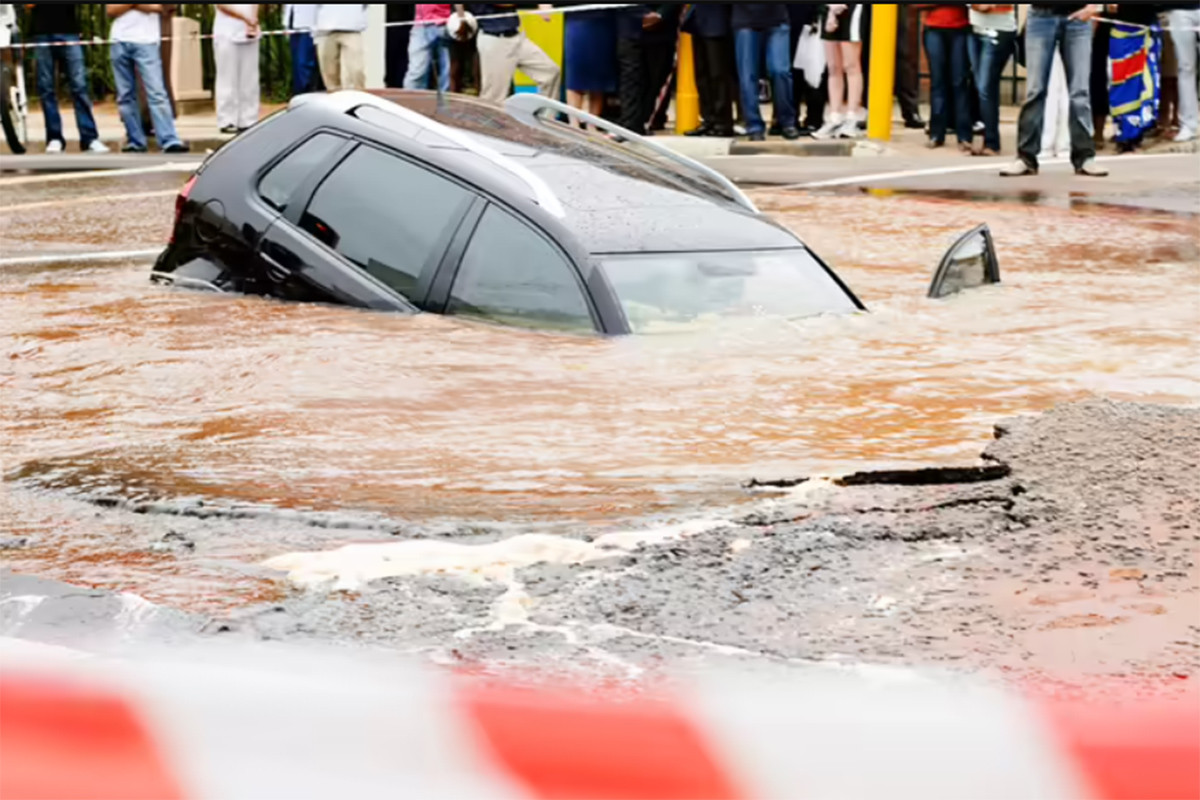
[
  {"xmin": 285, "ymin": 4, "xmax": 323, "ymax": 95},
  {"xmin": 403, "ymin": 5, "xmax": 452, "ymax": 92},
  {"xmin": 967, "ymin": 5, "xmax": 1017, "ymax": 155},
  {"xmin": 920, "ymin": 5, "xmax": 972, "ymax": 151},
  {"xmin": 28, "ymin": 4, "xmax": 107, "ymax": 153},
  {"xmin": 1000, "ymin": 4, "xmax": 1106, "ymax": 176},
  {"xmin": 106, "ymin": 4, "xmax": 188, "ymax": 154},
  {"xmin": 732, "ymin": 3, "xmax": 800, "ymax": 141}
]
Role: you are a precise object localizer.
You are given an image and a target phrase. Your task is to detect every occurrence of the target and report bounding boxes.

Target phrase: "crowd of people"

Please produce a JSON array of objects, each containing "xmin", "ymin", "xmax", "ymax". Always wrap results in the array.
[{"xmin": 16, "ymin": 2, "xmax": 1200, "ymax": 164}]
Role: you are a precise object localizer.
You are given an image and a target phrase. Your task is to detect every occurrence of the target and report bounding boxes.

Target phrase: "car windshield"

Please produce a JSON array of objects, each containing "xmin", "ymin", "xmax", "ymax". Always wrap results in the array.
[{"xmin": 601, "ymin": 249, "xmax": 860, "ymax": 334}]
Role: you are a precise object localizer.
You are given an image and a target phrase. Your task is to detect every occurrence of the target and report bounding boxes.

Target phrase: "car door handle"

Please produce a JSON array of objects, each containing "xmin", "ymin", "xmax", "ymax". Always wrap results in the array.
[{"xmin": 259, "ymin": 250, "xmax": 292, "ymax": 284}]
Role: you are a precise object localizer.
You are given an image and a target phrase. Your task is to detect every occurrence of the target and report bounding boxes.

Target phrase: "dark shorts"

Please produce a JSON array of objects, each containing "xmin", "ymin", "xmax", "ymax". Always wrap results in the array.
[{"xmin": 821, "ymin": 4, "xmax": 864, "ymax": 43}]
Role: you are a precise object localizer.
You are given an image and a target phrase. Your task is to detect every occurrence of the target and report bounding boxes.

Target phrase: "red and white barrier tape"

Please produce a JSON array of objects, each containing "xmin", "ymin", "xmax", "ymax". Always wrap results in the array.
[
  {"xmin": 1, "ymin": 641, "xmax": 1197, "ymax": 800},
  {"xmin": 0, "ymin": 3, "xmax": 637, "ymax": 51}
]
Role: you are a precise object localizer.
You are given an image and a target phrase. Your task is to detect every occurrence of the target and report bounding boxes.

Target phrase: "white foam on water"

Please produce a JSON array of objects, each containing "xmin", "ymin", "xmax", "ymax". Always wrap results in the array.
[{"xmin": 263, "ymin": 517, "xmax": 727, "ymax": 592}]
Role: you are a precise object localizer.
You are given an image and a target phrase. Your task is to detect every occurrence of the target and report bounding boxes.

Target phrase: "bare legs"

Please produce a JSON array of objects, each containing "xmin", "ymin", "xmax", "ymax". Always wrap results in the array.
[
  {"xmin": 825, "ymin": 41, "xmax": 845, "ymax": 118},
  {"xmin": 567, "ymin": 89, "xmax": 606, "ymax": 129}
]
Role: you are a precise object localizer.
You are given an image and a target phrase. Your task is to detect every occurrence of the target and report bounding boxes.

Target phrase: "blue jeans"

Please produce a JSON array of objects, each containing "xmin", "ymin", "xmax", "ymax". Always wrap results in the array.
[
  {"xmin": 968, "ymin": 29, "xmax": 1016, "ymax": 152},
  {"xmin": 402, "ymin": 23, "xmax": 451, "ymax": 92},
  {"xmin": 923, "ymin": 26, "xmax": 972, "ymax": 145},
  {"xmin": 1017, "ymin": 9, "xmax": 1095, "ymax": 168},
  {"xmin": 734, "ymin": 25, "xmax": 795, "ymax": 134},
  {"xmin": 35, "ymin": 34, "xmax": 100, "ymax": 147},
  {"xmin": 289, "ymin": 31, "xmax": 321, "ymax": 94},
  {"xmin": 110, "ymin": 40, "xmax": 181, "ymax": 150}
]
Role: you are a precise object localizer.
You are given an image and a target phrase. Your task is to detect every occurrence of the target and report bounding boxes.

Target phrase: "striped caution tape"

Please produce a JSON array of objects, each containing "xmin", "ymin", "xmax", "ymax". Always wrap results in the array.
[
  {"xmin": 1093, "ymin": 16, "xmax": 1200, "ymax": 32},
  {"xmin": 0, "ymin": 4, "xmax": 638, "ymax": 51},
  {"xmin": 1, "ymin": 641, "xmax": 1197, "ymax": 800}
]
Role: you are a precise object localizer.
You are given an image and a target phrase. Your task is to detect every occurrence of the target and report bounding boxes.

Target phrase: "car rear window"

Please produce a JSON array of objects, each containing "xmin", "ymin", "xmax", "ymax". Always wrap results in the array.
[{"xmin": 258, "ymin": 133, "xmax": 345, "ymax": 213}]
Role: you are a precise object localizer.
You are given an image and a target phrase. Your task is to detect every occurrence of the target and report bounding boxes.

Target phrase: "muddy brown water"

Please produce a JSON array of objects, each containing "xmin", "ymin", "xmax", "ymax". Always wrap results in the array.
[{"xmin": 2, "ymin": 173, "xmax": 1199, "ymax": 613}]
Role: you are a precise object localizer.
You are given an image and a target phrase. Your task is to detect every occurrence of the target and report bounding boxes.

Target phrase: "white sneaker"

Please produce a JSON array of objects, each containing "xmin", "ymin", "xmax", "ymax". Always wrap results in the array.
[
  {"xmin": 812, "ymin": 116, "xmax": 843, "ymax": 140},
  {"xmin": 85, "ymin": 139, "xmax": 111, "ymax": 153},
  {"xmin": 1173, "ymin": 128, "xmax": 1196, "ymax": 143},
  {"xmin": 836, "ymin": 118, "xmax": 862, "ymax": 139},
  {"xmin": 44, "ymin": 139, "xmax": 64, "ymax": 153}
]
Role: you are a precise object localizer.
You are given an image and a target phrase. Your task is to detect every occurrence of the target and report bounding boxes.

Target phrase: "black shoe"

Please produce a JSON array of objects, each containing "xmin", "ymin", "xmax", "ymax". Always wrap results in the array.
[
  {"xmin": 747, "ymin": 131, "xmax": 766, "ymax": 142},
  {"xmin": 781, "ymin": 126, "xmax": 804, "ymax": 140},
  {"xmin": 904, "ymin": 117, "xmax": 926, "ymax": 129},
  {"xmin": 121, "ymin": 142, "xmax": 147, "ymax": 153},
  {"xmin": 163, "ymin": 142, "xmax": 191, "ymax": 154},
  {"xmin": 219, "ymin": 125, "xmax": 238, "ymax": 134},
  {"xmin": 709, "ymin": 126, "xmax": 736, "ymax": 138},
  {"xmin": 768, "ymin": 122, "xmax": 782, "ymax": 137},
  {"xmin": 684, "ymin": 123, "xmax": 713, "ymax": 137}
]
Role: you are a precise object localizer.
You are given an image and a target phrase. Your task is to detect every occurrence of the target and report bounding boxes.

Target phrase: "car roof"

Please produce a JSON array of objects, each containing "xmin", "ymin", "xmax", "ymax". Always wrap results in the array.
[{"xmin": 288, "ymin": 91, "xmax": 802, "ymax": 255}]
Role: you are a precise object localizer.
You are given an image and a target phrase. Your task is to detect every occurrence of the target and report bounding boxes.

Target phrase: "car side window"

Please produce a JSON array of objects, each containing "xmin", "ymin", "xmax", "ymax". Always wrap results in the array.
[
  {"xmin": 447, "ymin": 206, "xmax": 594, "ymax": 333},
  {"xmin": 297, "ymin": 145, "xmax": 473, "ymax": 304},
  {"xmin": 258, "ymin": 133, "xmax": 345, "ymax": 213}
]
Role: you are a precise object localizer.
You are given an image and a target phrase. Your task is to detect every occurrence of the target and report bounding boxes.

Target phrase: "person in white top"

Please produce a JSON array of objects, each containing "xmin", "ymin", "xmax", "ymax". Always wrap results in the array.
[
  {"xmin": 285, "ymin": 4, "xmax": 322, "ymax": 94},
  {"xmin": 314, "ymin": 3, "xmax": 368, "ymax": 91},
  {"xmin": 105, "ymin": 4, "xmax": 187, "ymax": 153},
  {"xmin": 214, "ymin": 5, "xmax": 260, "ymax": 133}
]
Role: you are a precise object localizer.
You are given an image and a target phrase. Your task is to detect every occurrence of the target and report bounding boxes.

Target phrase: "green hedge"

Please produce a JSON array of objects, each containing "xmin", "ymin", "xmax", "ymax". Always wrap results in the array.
[{"xmin": 22, "ymin": 4, "xmax": 294, "ymax": 103}]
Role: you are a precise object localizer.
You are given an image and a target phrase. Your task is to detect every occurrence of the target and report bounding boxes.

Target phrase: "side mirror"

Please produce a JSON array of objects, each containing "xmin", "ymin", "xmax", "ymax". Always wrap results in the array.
[{"xmin": 927, "ymin": 224, "xmax": 1000, "ymax": 299}]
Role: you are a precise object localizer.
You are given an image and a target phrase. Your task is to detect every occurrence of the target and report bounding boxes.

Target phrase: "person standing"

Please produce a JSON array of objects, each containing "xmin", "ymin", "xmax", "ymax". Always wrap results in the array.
[
  {"xmin": 214, "ymin": 4, "xmax": 259, "ymax": 134},
  {"xmin": 404, "ymin": 4, "xmax": 453, "ymax": 92},
  {"xmin": 466, "ymin": 3, "xmax": 559, "ymax": 105},
  {"xmin": 967, "ymin": 4, "xmax": 1016, "ymax": 155},
  {"xmin": 896, "ymin": 4, "xmax": 925, "ymax": 128},
  {"xmin": 732, "ymin": 3, "xmax": 800, "ymax": 140},
  {"xmin": 920, "ymin": 4, "xmax": 972, "ymax": 152},
  {"xmin": 615, "ymin": 5, "xmax": 677, "ymax": 135},
  {"xmin": 813, "ymin": 3, "xmax": 865, "ymax": 139},
  {"xmin": 564, "ymin": 4, "xmax": 618, "ymax": 124},
  {"xmin": 682, "ymin": 3, "xmax": 734, "ymax": 136},
  {"xmin": 285, "ymin": 4, "xmax": 322, "ymax": 95},
  {"xmin": 106, "ymin": 4, "xmax": 188, "ymax": 153},
  {"xmin": 1165, "ymin": 2, "xmax": 1199, "ymax": 141},
  {"xmin": 1040, "ymin": 50, "xmax": 1071, "ymax": 160},
  {"xmin": 315, "ymin": 3, "xmax": 367, "ymax": 91},
  {"xmin": 26, "ymin": 3, "xmax": 107, "ymax": 152},
  {"xmin": 788, "ymin": 3, "xmax": 827, "ymax": 136},
  {"xmin": 1000, "ymin": 4, "xmax": 1108, "ymax": 176}
]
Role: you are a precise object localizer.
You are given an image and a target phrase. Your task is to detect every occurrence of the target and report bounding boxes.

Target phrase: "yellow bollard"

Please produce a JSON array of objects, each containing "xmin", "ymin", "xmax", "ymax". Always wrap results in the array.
[
  {"xmin": 867, "ymin": 4, "xmax": 899, "ymax": 142},
  {"xmin": 675, "ymin": 33, "xmax": 701, "ymax": 134}
]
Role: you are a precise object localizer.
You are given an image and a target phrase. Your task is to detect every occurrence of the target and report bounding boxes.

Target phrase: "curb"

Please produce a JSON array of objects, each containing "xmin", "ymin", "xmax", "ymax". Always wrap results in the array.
[{"xmin": 729, "ymin": 139, "xmax": 855, "ymax": 157}]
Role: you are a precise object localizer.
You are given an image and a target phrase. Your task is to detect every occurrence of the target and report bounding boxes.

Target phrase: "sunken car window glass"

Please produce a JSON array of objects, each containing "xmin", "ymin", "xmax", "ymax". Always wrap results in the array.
[
  {"xmin": 602, "ymin": 249, "xmax": 859, "ymax": 334},
  {"xmin": 447, "ymin": 206, "xmax": 594, "ymax": 333},
  {"xmin": 298, "ymin": 145, "xmax": 472, "ymax": 302},
  {"xmin": 258, "ymin": 133, "xmax": 344, "ymax": 212}
]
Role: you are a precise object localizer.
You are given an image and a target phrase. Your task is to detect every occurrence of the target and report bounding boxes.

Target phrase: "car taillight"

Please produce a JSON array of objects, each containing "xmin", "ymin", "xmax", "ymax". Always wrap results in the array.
[{"xmin": 169, "ymin": 175, "xmax": 198, "ymax": 243}]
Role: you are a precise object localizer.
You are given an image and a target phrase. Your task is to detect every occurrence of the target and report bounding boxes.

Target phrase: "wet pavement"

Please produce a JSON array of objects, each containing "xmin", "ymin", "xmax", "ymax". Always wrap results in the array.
[{"xmin": 2, "ymin": 155, "xmax": 1198, "ymax": 692}]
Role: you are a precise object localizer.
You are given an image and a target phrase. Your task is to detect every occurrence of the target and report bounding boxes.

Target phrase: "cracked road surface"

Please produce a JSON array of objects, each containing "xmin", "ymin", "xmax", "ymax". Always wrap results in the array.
[{"xmin": 11, "ymin": 399, "xmax": 1177, "ymax": 693}]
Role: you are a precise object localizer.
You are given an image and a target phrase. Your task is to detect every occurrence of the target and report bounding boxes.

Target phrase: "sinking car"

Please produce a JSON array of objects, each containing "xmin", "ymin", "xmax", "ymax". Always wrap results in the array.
[{"xmin": 152, "ymin": 90, "xmax": 996, "ymax": 334}]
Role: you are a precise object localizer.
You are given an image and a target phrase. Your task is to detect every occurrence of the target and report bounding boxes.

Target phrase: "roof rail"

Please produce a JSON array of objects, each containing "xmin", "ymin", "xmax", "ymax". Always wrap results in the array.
[
  {"xmin": 290, "ymin": 91, "xmax": 565, "ymax": 218},
  {"xmin": 503, "ymin": 93, "xmax": 759, "ymax": 215}
]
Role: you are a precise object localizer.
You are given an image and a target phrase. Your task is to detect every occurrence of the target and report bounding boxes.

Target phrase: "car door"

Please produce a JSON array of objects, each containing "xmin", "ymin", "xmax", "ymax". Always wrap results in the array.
[
  {"xmin": 256, "ymin": 139, "xmax": 478, "ymax": 311},
  {"xmin": 428, "ymin": 203, "xmax": 600, "ymax": 334}
]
